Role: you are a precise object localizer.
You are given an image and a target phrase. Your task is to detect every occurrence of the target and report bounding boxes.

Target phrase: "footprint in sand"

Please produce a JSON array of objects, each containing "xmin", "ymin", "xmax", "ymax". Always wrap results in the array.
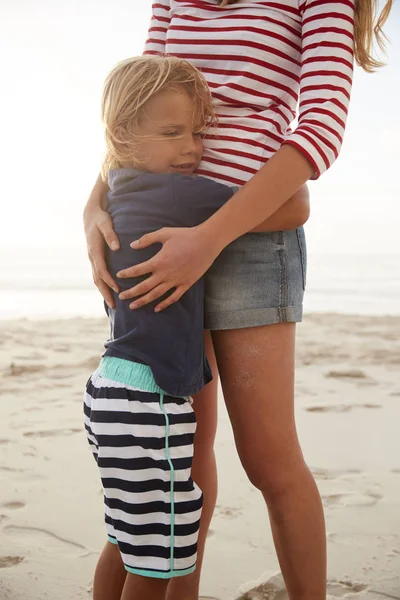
[
  {"xmin": 23, "ymin": 427, "xmax": 81, "ymax": 438},
  {"xmin": 14, "ymin": 352, "xmax": 46, "ymax": 360},
  {"xmin": 306, "ymin": 403, "xmax": 381, "ymax": 413},
  {"xmin": 54, "ymin": 346, "xmax": 70, "ymax": 353},
  {"xmin": 0, "ymin": 466, "xmax": 25, "ymax": 473},
  {"xmin": 327, "ymin": 580, "xmax": 368, "ymax": 597},
  {"xmin": 236, "ymin": 573, "xmax": 368, "ymax": 600},
  {"xmin": 3, "ymin": 524, "xmax": 93, "ymax": 558},
  {"xmin": 322, "ymin": 491, "xmax": 383, "ymax": 508},
  {"xmin": 306, "ymin": 405, "xmax": 351, "ymax": 413},
  {"xmin": 0, "ymin": 556, "xmax": 24, "ymax": 568},
  {"xmin": 214, "ymin": 505, "xmax": 243, "ymax": 518},
  {"xmin": 312, "ymin": 468, "xmax": 362, "ymax": 481},
  {"xmin": 1, "ymin": 387, "xmax": 26, "ymax": 395},
  {"xmin": 325, "ymin": 369, "xmax": 367, "ymax": 380},
  {"xmin": 5, "ymin": 363, "xmax": 45, "ymax": 377},
  {"xmin": 1, "ymin": 502, "xmax": 25, "ymax": 510}
]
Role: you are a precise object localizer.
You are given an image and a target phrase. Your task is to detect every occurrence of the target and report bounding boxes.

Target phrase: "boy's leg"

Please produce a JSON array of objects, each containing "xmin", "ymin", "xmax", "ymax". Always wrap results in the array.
[
  {"xmin": 93, "ymin": 541, "xmax": 126, "ymax": 600},
  {"xmin": 121, "ymin": 573, "xmax": 169, "ymax": 600},
  {"xmin": 166, "ymin": 331, "xmax": 219, "ymax": 600},
  {"xmin": 86, "ymin": 360, "xmax": 212, "ymax": 600}
]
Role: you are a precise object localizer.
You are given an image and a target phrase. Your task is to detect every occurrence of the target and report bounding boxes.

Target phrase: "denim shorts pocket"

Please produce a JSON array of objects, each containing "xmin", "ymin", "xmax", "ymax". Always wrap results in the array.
[{"xmin": 295, "ymin": 226, "xmax": 307, "ymax": 290}]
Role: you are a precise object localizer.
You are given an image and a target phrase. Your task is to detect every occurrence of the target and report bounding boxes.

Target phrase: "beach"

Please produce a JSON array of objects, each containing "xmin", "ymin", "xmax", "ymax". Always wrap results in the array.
[{"xmin": 1, "ymin": 313, "xmax": 399, "ymax": 600}]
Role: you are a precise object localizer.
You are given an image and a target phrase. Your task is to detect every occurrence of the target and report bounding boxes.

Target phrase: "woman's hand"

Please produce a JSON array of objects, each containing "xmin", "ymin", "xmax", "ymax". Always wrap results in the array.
[
  {"xmin": 83, "ymin": 205, "xmax": 120, "ymax": 308},
  {"xmin": 117, "ymin": 225, "xmax": 220, "ymax": 312}
]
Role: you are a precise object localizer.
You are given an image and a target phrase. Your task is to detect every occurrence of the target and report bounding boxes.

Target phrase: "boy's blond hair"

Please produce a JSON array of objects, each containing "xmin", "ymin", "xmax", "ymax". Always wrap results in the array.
[{"xmin": 101, "ymin": 55, "xmax": 216, "ymax": 179}]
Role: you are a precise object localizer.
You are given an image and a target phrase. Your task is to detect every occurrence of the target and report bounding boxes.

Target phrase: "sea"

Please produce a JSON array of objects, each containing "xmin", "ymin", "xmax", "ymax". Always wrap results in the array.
[{"xmin": 1, "ymin": 247, "xmax": 399, "ymax": 320}]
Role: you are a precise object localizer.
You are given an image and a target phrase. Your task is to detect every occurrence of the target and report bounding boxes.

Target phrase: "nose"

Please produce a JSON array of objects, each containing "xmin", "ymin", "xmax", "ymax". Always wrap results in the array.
[{"xmin": 181, "ymin": 133, "xmax": 198, "ymax": 155}]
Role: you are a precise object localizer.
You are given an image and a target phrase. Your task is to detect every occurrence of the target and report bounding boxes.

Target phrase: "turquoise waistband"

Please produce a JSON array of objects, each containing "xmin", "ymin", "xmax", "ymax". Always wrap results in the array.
[{"xmin": 97, "ymin": 356, "xmax": 169, "ymax": 396}]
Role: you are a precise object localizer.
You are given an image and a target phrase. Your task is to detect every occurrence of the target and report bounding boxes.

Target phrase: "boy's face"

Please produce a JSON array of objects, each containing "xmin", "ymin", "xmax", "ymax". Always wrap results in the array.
[{"xmin": 130, "ymin": 89, "xmax": 204, "ymax": 175}]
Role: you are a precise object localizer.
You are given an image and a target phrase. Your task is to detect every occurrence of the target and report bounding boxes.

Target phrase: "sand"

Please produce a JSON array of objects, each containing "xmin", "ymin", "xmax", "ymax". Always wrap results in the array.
[{"xmin": 0, "ymin": 314, "xmax": 399, "ymax": 600}]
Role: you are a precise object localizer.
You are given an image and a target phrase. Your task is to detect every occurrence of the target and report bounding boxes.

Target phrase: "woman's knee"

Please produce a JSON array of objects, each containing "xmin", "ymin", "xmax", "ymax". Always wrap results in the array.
[{"xmin": 241, "ymin": 446, "xmax": 307, "ymax": 500}]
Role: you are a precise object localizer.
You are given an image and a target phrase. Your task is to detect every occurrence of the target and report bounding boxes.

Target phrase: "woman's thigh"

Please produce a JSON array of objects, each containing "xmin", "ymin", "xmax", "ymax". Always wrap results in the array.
[
  {"xmin": 212, "ymin": 322, "xmax": 304, "ymax": 493},
  {"xmin": 204, "ymin": 228, "xmax": 306, "ymax": 331}
]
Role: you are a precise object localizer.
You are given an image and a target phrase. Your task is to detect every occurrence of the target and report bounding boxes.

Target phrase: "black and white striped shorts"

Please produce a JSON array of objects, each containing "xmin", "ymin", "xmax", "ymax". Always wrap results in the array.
[{"xmin": 84, "ymin": 371, "xmax": 203, "ymax": 579}]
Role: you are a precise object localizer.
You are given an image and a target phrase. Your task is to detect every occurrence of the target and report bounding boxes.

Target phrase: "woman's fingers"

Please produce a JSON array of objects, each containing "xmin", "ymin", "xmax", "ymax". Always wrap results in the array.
[
  {"xmin": 119, "ymin": 274, "xmax": 161, "ymax": 301},
  {"xmin": 88, "ymin": 236, "xmax": 119, "ymax": 293},
  {"xmin": 95, "ymin": 275, "xmax": 116, "ymax": 309},
  {"xmin": 117, "ymin": 258, "xmax": 155, "ymax": 281},
  {"xmin": 130, "ymin": 228, "xmax": 169, "ymax": 250},
  {"xmin": 86, "ymin": 218, "xmax": 119, "ymax": 293},
  {"xmin": 128, "ymin": 283, "xmax": 176, "ymax": 310},
  {"xmin": 97, "ymin": 212, "xmax": 120, "ymax": 251},
  {"xmin": 93, "ymin": 253, "xmax": 119, "ymax": 294},
  {"xmin": 154, "ymin": 286, "xmax": 187, "ymax": 312}
]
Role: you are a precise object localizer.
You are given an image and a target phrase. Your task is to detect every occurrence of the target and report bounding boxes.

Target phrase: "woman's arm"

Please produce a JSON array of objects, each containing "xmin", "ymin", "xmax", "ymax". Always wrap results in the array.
[
  {"xmin": 196, "ymin": 145, "xmax": 313, "ymax": 247},
  {"xmin": 83, "ymin": 174, "xmax": 120, "ymax": 307},
  {"xmin": 206, "ymin": 0, "xmax": 354, "ymax": 246},
  {"xmin": 143, "ymin": 2, "xmax": 170, "ymax": 56},
  {"xmin": 251, "ymin": 185, "xmax": 309, "ymax": 232}
]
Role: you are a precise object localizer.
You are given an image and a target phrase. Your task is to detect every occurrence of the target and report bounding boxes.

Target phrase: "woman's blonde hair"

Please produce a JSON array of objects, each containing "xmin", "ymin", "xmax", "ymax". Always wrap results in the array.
[
  {"xmin": 218, "ymin": 0, "xmax": 393, "ymax": 72},
  {"xmin": 101, "ymin": 55, "xmax": 215, "ymax": 178}
]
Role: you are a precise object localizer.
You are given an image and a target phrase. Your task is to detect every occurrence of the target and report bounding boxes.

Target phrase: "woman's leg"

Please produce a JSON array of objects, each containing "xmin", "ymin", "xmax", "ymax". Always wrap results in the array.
[
  {"xmin": 166, "ymin": 331, "xmax": 219, "ymax": 600},
  {"xmin": 212, "ymin": 323, "xmax": 326, "ymax": 600},
  {"xmin": 93, "ymin": 541, "xmax": 127, "ymax": 600}
]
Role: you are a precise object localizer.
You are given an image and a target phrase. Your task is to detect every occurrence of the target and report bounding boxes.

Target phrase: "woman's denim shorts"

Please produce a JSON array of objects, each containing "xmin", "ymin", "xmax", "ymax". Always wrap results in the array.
[{"xmin": 204, "ymin": 227, "xmax": 307, "ymax": 330}]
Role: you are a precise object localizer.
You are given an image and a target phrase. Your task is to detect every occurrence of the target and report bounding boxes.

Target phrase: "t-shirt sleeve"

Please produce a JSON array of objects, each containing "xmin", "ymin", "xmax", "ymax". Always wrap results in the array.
[
  {"xmin": 172, "ymin": 177, "xmax": 234, "ymax": 228},
  {"xmin": 143, "ymin": 1, "xmax": 171, "ymax": 55},
  {"xmin": 284, "ymin": 0, "xmax": 355, "ymax": 178}
]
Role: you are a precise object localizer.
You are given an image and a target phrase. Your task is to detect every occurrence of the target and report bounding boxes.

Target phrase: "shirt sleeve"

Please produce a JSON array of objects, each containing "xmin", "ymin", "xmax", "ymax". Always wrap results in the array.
[
  {"xmin": 143, "ymin": 1, "xmax": 171, "ymax": 55},
  {"xmin": 284, "ymin": 0, "xmax": 355, "ymax": 178}
]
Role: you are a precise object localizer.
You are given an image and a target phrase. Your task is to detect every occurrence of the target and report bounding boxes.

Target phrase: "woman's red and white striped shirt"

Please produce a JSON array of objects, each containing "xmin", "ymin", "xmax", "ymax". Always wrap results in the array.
[{"xmin": 144, "ymin": 0, "xmax": 354, "ymax": 186}]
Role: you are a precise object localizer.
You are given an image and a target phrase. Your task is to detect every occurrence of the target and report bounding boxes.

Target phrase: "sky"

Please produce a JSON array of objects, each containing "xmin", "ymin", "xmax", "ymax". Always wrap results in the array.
[{"xmin": 1, "ymin": 0, "xmax": 399, "ymax": 256}]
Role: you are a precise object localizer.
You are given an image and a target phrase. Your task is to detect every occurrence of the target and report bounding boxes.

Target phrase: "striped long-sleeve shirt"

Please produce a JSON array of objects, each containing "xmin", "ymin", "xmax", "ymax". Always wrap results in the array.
[{"xmin": 144, "ymin": 0, "xmax": 355, "ymax": 185}]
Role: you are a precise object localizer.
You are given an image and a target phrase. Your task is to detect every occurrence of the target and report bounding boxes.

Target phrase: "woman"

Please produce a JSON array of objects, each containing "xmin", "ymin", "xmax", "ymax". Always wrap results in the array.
[{"xmin": 84, "ymin": 2, "xmax": 392, "ymax": 599}]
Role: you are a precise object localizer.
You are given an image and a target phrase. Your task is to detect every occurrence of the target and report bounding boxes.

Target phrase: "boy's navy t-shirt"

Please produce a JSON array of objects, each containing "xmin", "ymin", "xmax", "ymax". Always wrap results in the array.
[{"xmin": 103, "ymin": 168, "xmax": 234, "ymax": 397}]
